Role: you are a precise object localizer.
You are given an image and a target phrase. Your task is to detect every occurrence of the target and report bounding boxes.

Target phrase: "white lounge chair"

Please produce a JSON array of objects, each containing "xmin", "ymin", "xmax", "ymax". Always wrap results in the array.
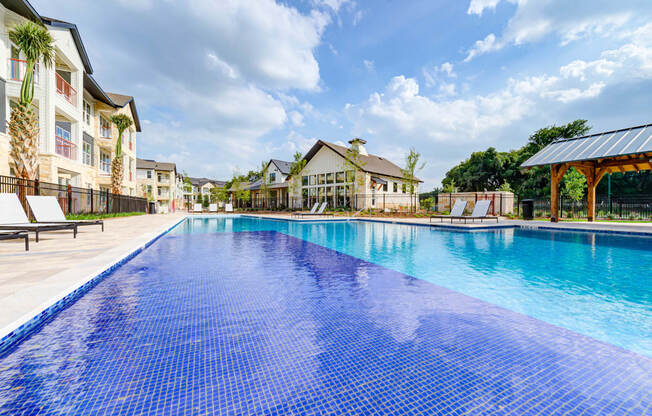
[
  {"xmin": 430, "ymin": 200, "xmax": 467, "ymax": 222},
  {"xmin": 225, "ymin": 203, "xmax": 233, "ymax": 213},
  {"xmin": 292, "ymin": 202, "xmax": 319, "ymax": 217},
  {"xmin": 26, "ymin": 195, "xmax": 104, "ymax": 231},
  {"xmin": 0, "ymin": 193, "xmax": 77, "ymax": 242},
  {"xmin": 193, "ymin": 203, "xmax": 203, "ymax": 213},
  {"xmin": 296, "ymin": 202, "xmax": 332, "ymax": 218},
  {"xmin": 209, "ymin": 203, "xmax": 218, "ymax": 212},
  {"xmin": 449, "ymin": 200, "xmax": 498, "ymax": 223}
]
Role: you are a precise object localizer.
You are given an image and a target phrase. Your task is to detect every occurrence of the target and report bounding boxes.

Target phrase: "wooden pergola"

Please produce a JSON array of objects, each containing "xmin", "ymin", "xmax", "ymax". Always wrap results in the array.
[{"xmin": 521, "ymin": 124, "xmax": 652, "ymax": 222}]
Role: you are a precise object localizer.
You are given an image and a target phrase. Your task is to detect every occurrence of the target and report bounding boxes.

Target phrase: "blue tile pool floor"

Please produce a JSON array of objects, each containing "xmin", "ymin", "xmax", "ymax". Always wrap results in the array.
[{"xmin": 1, "ymin": 228, "xmax": 651, "ymax": 415}]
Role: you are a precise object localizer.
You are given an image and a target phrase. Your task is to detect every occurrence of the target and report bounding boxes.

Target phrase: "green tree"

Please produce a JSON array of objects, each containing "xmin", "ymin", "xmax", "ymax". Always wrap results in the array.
[
  {"xmin": 343, "ymin": 145, "xmax": 367, "ymax": 207},
  {"xmin": 212, "ymin": 186, "xmax": 229, "ymax": 204},
  {"xmin": 259, "ymin": 160, "xmax": 270, "ymax": 204},
  {"xmin": 109, "ymin": 114, "xmax": 134, "ymax": 194},
  {"xmin": 441, "ymin": 120, "xmax": 591, "ymax": 198},
  {"xmin": 202, "ymin": 194, "xmax": 210, "ymax": 208},
  {"xmin": 402, "ymin": 148, "xmax": 425, "ymax": 212},
  {"xmin": 288, "ymin": 151, "xmax": 306, "ymax": 208},
  {"xmin": 8, "ymin": 21, "xmax": 54, "ymax": 180},
  {"xmin": 498, "ymin": 182, "xmax": 513, "ymax": 192},
  {"xmin": 563, "ymin": 168, "xmax": 586, "ymax": 202},
  {"xmin": 443, "ymin": 180, "xmax": 458, "ymax": 193},
  {"xmin": 229, "ymin": 172, "xmax": 250, "ymax": 205}
]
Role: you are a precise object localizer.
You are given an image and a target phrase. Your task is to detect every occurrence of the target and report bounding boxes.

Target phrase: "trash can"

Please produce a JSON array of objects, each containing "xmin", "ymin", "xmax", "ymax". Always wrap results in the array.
[{"xmin": 521, "ymin": 199, "xmax": 534, "ymax": 220}]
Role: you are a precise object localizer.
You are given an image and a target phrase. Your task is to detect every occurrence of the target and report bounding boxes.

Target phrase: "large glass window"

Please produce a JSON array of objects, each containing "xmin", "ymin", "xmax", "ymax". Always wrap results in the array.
[
  {"xmin": 382, "ymin": 183, "xmax": 388, "ymax": 192},
  {"xmin": 393, "ymin": 182, "xmax": 398, "ymax": 193},
  {"xmin": 147, "ymin": 170, "xmax": 152, "ymax": 179},
  {"xmin": 318, "ymin": 187, "xmax": 325, "ymax": 201},
  {"xmin": 309, "ymin": 175, "xmax": 316, "ymax": 186},
  {"xmin": 326, "ymin": 173, "xmax": 334, "ymax": 184},
  {"xmin": 269, "ymin": 172, "xmax": 276, "ymax": 183},
  {"xmin": 83, "ymin": 100, "xmax": 92, "ymax": 125},
  {"xmin": 302, "ymin": 176, "xmax": 309, "ymax": 186},
  {"xmin": 336, "ymin": 171, "xmax": 345, "ymax": 183},
  {"xmin": 326, "ymin": 186, "xmax": 334, "ymax": 207},
  {"xmin": 346, "ymin": 170, "xmax": 355, "ymax": 183},
  {"xmin": 100, "ymin": 151, "xmax": 111, "ymax": 173},
  {"xmin": 100, "ymin": 117, "xmax": 111, "ymax": 138},
  {"xmin": 318, "ymin": 174, "xmax": 325, "ymax": 185},
  {"xmin": 402, "ymin": 183, "xmax": 406, "ymax": 193},
  {"xmin": 82, "ymin": 141, "xmax": 92, "ymax": 165}
]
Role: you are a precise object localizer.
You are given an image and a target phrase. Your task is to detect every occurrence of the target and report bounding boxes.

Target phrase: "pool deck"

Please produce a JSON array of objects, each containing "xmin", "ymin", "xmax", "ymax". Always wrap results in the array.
[{"xmin": 1, "ymin": 212, "xmax": 650, "ymax": 344}]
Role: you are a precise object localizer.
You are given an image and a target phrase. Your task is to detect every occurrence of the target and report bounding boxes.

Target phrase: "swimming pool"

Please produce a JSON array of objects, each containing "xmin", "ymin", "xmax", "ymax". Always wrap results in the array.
[{"xmin": 0, "ymin": 216, "xmax": 650, "ymax": 415}]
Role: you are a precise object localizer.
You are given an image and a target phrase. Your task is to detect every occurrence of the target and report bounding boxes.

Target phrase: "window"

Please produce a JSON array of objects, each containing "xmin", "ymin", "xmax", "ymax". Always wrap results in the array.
[
  {"xmin": 83, "ymin": 100, "xmax": 92, "ymax": 125},
  {"xmin": 402, "ymin": 183, "xmax": 406, "ymax": 193},
  {"xmin": 100, "ymin": 116, "xmax": 111, "ymax": 138},
  {"xmin": 336, "ymin": 171, "xmax": 345, "ymax": 183},
  {"xmin": 326, "ymin": 173, "xmax": 334, "ymax": 184},
  {"xmin": 100, "ymin": 151, "xmax": 111, "ymax": 173},
  {"xmin": 129, "ymin": 130, "xmax": 134, "ymax": 150},
  {"xmin": 302, "ymin": 176, "xmax": 309, "ymax": 186},
  {"xmin": 318, "ymin": 174, "xmax": 325, "ymax": 185},
  {"xmin": 82, "ymin": 141, "xmax": 92, "ymax": 165},
  {"xmin": 346, "ymin": 170, "xmax": 355, "ymax": 183},
  {"xmin": 393, "ymin": 182, "xmax": 398, "ymax": 193},
  {"xmin": 382, "ymin": 183, "xmax": 388, "ymax": 192},
  {"xmin": 269, "ymin": 172, "xmax": 276, "ymax": 183},
  {"xmin": 147, "ymin": 170, "xmax": 152, "ymax": 179},
  {"xmin": 309, "ymin": 175, "xmax": 316, "ymax": 186}
]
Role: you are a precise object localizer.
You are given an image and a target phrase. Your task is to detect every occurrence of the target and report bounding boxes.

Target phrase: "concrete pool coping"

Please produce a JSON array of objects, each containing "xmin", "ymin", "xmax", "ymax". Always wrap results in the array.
[{"xmin": 1, "ymin": 213, "xmax": 651, "ymax": 353}]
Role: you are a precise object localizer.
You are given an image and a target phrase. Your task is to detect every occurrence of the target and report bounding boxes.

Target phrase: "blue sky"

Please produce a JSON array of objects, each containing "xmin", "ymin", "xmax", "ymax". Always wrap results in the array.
[{"xmin": 32, "ymin": 0, "xmax": 652, "ymax": 189}]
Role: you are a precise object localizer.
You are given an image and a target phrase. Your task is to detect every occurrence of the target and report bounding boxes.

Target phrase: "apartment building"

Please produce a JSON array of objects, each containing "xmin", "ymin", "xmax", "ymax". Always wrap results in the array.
[
  {"xmin": 0, "ymin": 1, "xmax": 141, "ymax": 194},
  {"xmin": 188, "ymin": 177, "xmax": 227, "ymax": 205},
  {"xmin": 136, "ymin": 158, "xmax": 178, "ymax": 213},
  {"xmin": 248, "ymin": 159, "xmax": 293, "ymax": 208},
  {"xmin": 289, "ymin": 139, "xmax": 421, "ymax": 210}
]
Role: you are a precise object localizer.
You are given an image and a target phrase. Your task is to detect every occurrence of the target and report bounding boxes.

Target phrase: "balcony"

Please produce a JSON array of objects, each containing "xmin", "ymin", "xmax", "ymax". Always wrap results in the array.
[
  {"xmin": 8, "ymin": 59, "xmax": 39, "ymax": 84},
  {"xmin": 56, "ymin": 135, "xmax": 77, "ymax": 160},
  {"xmin": 56, "ymin": 72, "xmax": 77, "ymax": 106}
]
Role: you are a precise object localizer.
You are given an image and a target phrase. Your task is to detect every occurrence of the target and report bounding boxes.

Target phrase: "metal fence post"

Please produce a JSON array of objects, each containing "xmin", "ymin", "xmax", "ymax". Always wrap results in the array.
[
  {"xmin": 90, "ymin": 188, "xmax": 94, "ymax": 213},
  {"xmin": 106, "ymin": 190, "xmax": 110, "ymax": 213},
  {"xmin": 67, "ymin": 185, "xmax": 72, "ymax": 215},
  {"xmin": 34, "ymin": 179, "xmax": 40, "ymax": 196}
]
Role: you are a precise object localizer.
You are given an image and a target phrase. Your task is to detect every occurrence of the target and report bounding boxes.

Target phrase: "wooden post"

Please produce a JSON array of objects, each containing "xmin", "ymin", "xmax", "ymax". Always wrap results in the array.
[{"xmin": 550, "ymin": 165, "xmax": 560, "ymax": 222}]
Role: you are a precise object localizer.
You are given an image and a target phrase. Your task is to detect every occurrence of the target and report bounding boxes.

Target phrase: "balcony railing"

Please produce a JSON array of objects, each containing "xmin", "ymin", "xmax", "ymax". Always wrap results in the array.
[
  {"xmin": 56, "ymin": 72, "xmax": 77, "ymax": 106},
  {"xmin": 8, "ymin": 59, "xmax": 39, "ymax": 84},
  {"xmin": 56, "ymin": 135, "xmax": 77, "ymax": 160}
]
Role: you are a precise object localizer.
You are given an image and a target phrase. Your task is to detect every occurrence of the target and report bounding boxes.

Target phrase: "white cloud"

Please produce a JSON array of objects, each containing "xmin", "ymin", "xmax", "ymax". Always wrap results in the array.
[
  {"xmin": 463, "ymin": 0, "xmax": 649, "ymax": 61},
  {"xmin": 313, "ymin": 0, "xmax": 351, "ymax": 13},
  {"xmin": 289, "ymin": 111, "xmax": 305, "ymax": 127},
  {"xmin": 423, "ymin": 62, "xmax": 456, "ymax": 88},
  {"xmin": 363, "ymin": 59, "xmax": 375, "ymax": 71},
  {"xmin": 464, "ymin": 33, "xmax": 501, "ymax": 62},
  {"xmin": 438, "ymin": 82, "xmax": 457, "ymax": 97},
  {"xmin": 467, "ymin": 0, "xmax": 502, "ymax": 16}
]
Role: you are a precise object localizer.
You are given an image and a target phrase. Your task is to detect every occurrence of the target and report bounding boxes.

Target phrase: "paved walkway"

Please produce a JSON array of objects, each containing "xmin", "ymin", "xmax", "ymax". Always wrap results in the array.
[{"xmin": 0, "ymin": 213, "xmax": 185, "ymax": 338}]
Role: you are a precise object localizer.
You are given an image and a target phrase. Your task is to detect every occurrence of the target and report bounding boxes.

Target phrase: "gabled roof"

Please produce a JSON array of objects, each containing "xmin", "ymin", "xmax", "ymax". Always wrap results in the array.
[
  {"xmin": 83, "ymin": 73, "xmax": 115, "ymax": 107},
  {"xmin": 137, "ymin": 158, "xmax": 176, "ymax": 173},
  {"xmin": 521, "ymin": 123, "xmax": 652, "ymax": 168},
  {"xmin": 40, "ymin": 16, "xmax": 93, "ymax": 74},
  {"xmin": 107, "ymin": 93, "xmax": 142, "ymax": 132},
  {"xmin": 188, "ymin": 177, "xmax": 226, "ymax": 188},
  {"xmin": 270, "ymin": 159, "xmax": 292, "ymax": 175},
  {"xmin": 303, "ymin": 140, "xmax": 421, "ymax": 182}
]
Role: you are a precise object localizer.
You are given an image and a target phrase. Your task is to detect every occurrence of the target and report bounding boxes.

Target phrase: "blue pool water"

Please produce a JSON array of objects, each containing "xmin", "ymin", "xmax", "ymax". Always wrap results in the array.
[{"xmin": 0, "ymin": 216, "xmax": 650, "ymax": 415}]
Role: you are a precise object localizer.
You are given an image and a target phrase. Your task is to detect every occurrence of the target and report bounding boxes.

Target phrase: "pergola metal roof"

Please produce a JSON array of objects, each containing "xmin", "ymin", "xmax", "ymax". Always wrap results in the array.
[{"xmin": 521, "ymin": 124, "xmax": 652, "ymax": 168}]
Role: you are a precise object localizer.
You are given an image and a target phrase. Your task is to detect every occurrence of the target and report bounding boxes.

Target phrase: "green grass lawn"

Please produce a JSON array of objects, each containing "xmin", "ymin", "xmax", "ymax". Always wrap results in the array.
[{"xmin": 65, "ymin": 212, "xmax": 146, "ymax": 220}]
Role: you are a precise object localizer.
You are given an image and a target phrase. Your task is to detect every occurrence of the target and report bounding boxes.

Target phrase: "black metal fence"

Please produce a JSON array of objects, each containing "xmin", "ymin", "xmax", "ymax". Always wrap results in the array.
[
  {"xmin": 236, "ymin": 193, "xmax": 420, "ymax": 212},
  {"xmin": 522, "ymin": 195, "xmax": 652, "ymax": 220},
  {"xmin": 1, "ymin": 175, "xmax": 148, "ymax": 217}
]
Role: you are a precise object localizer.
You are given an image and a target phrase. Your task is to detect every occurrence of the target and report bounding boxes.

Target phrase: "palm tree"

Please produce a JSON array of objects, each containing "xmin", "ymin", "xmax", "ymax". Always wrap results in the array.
[
  {"xmin": 7, "ymin": 21, "xmax": 54, "ymax": 180},
  {"xmin": 109, "ymin": 114, "xmax": 133, "ymax": 194}
]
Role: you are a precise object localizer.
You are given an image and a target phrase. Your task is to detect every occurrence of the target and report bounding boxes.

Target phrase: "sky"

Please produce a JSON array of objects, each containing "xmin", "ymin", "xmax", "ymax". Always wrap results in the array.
[{"xmin": 32, "ymin": 0, "xmax": 652, "ymax": 190}]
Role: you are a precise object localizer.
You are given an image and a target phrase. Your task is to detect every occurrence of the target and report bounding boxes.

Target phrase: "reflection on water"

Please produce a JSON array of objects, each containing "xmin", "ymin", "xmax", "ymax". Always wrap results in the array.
[{"xmin": 173, "ymin": 216, "xmax": 652, "ymax": 356}]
